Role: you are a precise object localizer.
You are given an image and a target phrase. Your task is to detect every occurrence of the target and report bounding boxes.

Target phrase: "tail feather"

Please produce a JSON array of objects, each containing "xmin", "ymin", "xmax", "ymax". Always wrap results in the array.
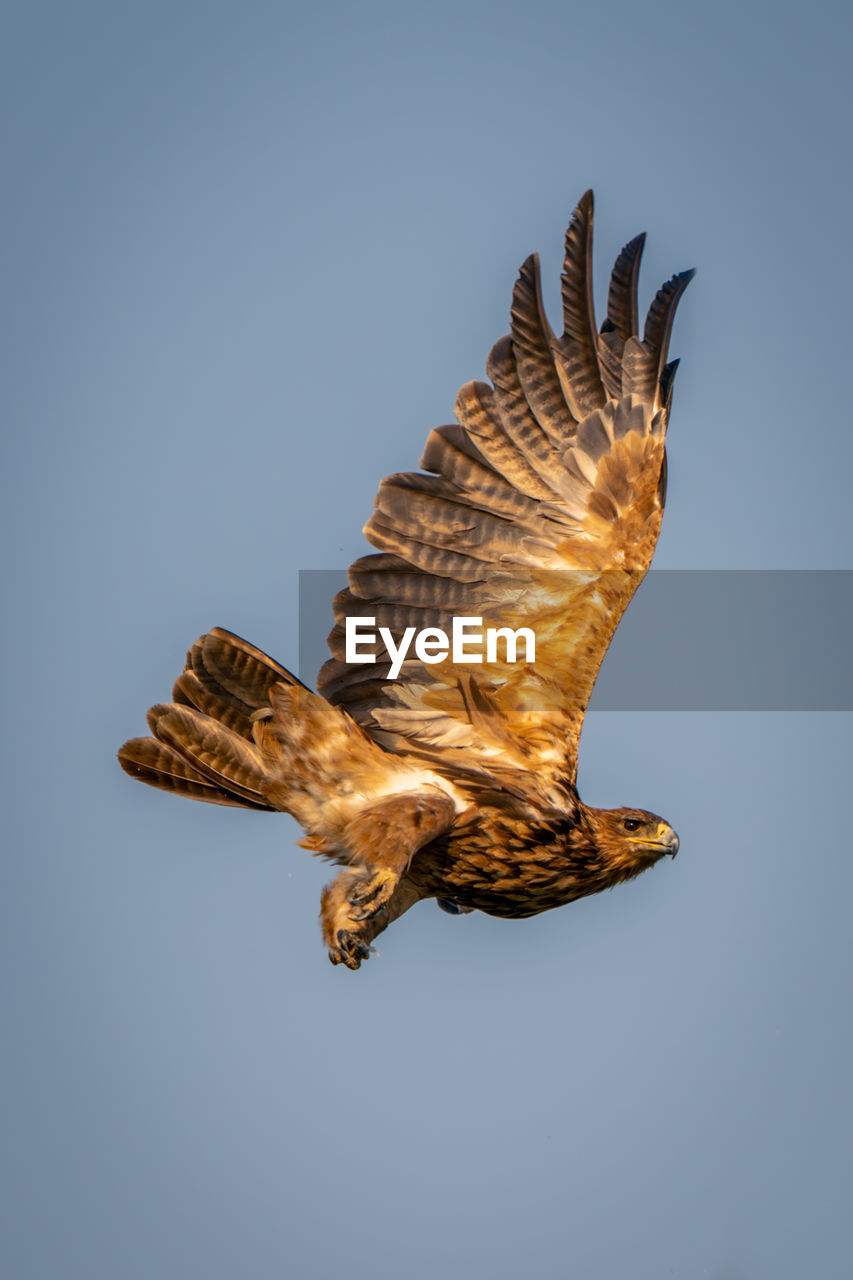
[
  {"xmin": 189, "ymin": 628, "xmax": 304, "ymax": 709},
  {"xmin": 172, "ymin": 669, "xmax": 256, "ymax": 741},
  {"xmin": 146, "ymin": 702, "xmax": 270, "ymax": 807},
  {"xmin": 117, "ymin": 735, "xmax": 273, "ymax": 810},
  {"xmin": 118, "ymin": 628, "xmax": 302, "ymax": 811}
]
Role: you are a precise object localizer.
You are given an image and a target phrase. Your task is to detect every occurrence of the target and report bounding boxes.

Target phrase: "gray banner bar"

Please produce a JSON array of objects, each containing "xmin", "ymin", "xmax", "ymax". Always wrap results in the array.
[{"xmin": 298, "ymin": 570, "xmax": 853, "ymax": 711}]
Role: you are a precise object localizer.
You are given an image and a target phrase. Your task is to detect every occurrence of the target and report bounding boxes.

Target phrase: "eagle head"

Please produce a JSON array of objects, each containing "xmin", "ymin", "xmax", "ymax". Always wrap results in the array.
[{"xmin": 585, "ymin": 806, "xmax": 679, "ymax": 879}]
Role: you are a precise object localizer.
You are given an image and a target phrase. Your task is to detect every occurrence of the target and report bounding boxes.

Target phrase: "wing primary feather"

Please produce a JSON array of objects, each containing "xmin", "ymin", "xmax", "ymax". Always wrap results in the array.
[
  {"xmin": 643, "ymin": 268, "xmax": 696, "ymax": 386},
  {"xmin": 606, "ymin": 232, "xmax": 646, "ymax": 341},
  {"xmin": 553, "ymin": 190, "xmax": 605, "ymax": 419},
  {"xmin": 509, "ymin": 253, "xmax": 577, "ymax": 446}
]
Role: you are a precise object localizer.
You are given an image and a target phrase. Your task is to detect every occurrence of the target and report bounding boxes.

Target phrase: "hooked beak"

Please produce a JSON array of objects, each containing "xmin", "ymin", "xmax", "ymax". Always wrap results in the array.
[{"xmin": 656, "ymin": 822, "xmax": 679, "ymax": 857}]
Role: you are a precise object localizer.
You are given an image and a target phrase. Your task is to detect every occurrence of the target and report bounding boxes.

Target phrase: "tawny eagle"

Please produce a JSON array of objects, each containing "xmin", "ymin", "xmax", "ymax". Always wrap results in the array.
[{"xmin": 119, "ymin": 192, "xmax": 692, "ymax": 969}]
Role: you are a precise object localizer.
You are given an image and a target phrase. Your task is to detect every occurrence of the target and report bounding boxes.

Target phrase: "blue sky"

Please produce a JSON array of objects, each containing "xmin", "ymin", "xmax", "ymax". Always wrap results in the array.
[{"xmin": 3, "ymin": 2, "xmax": 852, "ymax": 1277}]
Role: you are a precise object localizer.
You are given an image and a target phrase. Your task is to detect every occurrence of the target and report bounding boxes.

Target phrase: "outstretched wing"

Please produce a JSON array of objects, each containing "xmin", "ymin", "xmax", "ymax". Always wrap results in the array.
[{"xmin": 318, "ymin": 193, "xmax": 692, "ymax": 792}]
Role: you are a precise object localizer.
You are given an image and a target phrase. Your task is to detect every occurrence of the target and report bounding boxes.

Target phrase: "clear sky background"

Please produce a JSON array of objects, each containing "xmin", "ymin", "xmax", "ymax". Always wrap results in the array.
[{"xmin": 3, "ymin": 2, "xmax": 852, "ymax": 1277}]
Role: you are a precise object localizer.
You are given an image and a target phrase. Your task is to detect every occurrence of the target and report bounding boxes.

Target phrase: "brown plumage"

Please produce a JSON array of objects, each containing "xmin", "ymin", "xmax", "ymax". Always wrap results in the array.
[{"xmin": 118, "ymin": 193, "xmax": 691, "ymax": 969}]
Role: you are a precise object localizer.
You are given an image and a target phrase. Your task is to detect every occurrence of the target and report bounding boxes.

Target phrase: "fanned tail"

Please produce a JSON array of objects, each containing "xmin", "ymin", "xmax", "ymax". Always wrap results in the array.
[{"xmin": 118, "ymin": 627, "xmax": 305, "ymax": 811}]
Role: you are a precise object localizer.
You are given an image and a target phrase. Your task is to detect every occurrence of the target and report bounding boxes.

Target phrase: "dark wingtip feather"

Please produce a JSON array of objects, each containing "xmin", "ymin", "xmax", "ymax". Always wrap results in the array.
[
  {"xmin": 643, "ymin": 267, "xmax": 695, "ymax": 381},
  {"xmin": 556, "ymin": 191, "xmax": 605, "ymax": 415},
  {"xmin": 605, "ymin": 232, "xmax": 646, "ymax": 341}
]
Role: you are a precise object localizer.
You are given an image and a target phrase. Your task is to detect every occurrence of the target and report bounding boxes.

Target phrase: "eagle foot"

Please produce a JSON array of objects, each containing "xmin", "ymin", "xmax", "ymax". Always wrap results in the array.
[
  {"xmin": 347, "ymin": 867, "xmax": 399, "ymax": 921},
  {"xmin": 329, "ymin": 929, "xmax": 372, "ymax": 970}
]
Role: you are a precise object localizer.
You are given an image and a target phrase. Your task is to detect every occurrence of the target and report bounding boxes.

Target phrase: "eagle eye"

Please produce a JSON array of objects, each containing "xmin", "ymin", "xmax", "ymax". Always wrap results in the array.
[{"xmin": 622, "ymin": 817, "xmax": 642, "ymax": 832}]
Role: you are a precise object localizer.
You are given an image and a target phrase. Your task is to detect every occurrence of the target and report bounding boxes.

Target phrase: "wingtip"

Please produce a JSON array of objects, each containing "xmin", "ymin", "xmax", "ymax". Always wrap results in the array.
[
  {"xmin": 572, "ymin": 189, "xmax": 594, "ymax": 222},
  {"xmin": 518, "ymin": 250, "xmax": 539, "ymax": 277}
]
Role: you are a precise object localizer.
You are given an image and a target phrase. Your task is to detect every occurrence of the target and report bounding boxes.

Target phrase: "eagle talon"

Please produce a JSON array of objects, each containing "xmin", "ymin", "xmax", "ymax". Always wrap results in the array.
[
  {"xmin": 346, "ymin": 868, "xmax": 398, "ymax": 920},
  {"xmin": 348, "ymin": 902, "xmax": 386, "ymax": 922},
  {"xmin": 332, "ymin": 929, "xmax": 371, "ymax": 970}
]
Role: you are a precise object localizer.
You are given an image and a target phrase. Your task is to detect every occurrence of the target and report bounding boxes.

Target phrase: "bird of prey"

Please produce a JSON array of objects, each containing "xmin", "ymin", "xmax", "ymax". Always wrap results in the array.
[{"xmin": 119, "ymin": 192, "xmax": 692, "ymax": 969}]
